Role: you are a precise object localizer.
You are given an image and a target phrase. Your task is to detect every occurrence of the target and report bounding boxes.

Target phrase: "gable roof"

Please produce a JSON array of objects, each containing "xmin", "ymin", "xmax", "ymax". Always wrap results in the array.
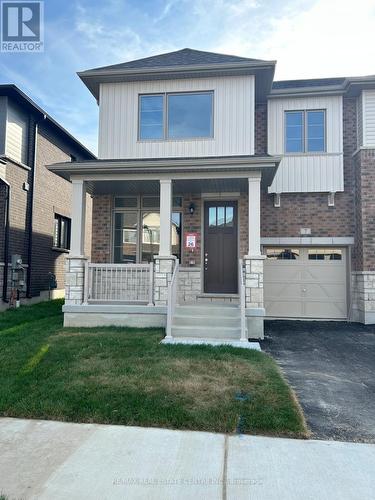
[
  {"xmin": 78, "ymin": 48, "xmax": 276, "ymax": 100},
  {"xmin": 87, "ymin": 48, "xmax": 269, "ymax": 73},
  {"xmin": 0, "ymin": 84, "xmax": 95, "ymax": 159}
]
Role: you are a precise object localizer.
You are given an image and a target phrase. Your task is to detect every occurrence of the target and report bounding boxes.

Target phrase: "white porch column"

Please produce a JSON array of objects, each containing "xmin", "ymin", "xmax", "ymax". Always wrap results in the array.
[
  {"xmin": 244, "ymin": 174, "xmax": 265, "ymax": 340},
  {"xmin": 70, "ymin": 179, "xmax": 87, "ymax": 257},
  {"xmin": 154, "ymin": 179, "xmax": 176, "ymax": 306},
  {"xmin": 65, "ymin": 179, "xmax": 87, "ymax": 308},
  {"xmin": 248, "ymin": 175, "xmax": 261, "ymax": 256},
  {"xmin": 159, "ymin": 179, "xmax": 172, "ymax": 256}
]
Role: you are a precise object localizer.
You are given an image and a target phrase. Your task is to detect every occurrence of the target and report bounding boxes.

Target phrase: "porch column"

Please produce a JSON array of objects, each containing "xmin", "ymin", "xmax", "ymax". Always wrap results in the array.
[
  {"xmin": 70, "ymin": 179, "xmax": 87, "ymax": 257},
  {"xmin": 244, "ymin": 174, "xmax": 265, "ymax": 339},
  {"xmin": 159, "ymin": 179, "xmax": 172, "ymax": 256},
  {"xmin": 65, "ymin": 179, "xmax": 87, "ymax": 307},
  {"xmin": 154, "ymin": 179, "xmax": 175, "ymax": 306},
  {"xmin": 248, "ymin": 175, "xmax": 261, "ymax": 257}
]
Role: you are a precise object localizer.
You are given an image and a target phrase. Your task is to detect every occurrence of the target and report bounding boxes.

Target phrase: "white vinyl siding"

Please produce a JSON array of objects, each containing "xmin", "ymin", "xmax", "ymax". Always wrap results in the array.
[
  {"xmin": 6, "ymin": 102, "xmax": 28, "ymax": 164},
  {"xmin": 98, "ymin": 75, "xmax": 255, "ymax": 159},
  {"xmin": 362, "ymin": 90, "xmax": 375, "ymax": 147},
  {"xmin": 268, "ymin": 95, "xmax": 343, "ymax": 193}
]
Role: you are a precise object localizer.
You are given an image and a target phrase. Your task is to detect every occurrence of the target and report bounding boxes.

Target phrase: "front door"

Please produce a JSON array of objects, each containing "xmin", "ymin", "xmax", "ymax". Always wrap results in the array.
[{"xmin": 204, "ymin": 201, "xmax": 238, "ymax": 293}]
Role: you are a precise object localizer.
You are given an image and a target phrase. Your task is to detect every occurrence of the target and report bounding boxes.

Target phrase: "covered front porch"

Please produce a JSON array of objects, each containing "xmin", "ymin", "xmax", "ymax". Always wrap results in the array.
[{"xmin": 49, "ymin": 156, "xmax": 280, "ymax": 342}]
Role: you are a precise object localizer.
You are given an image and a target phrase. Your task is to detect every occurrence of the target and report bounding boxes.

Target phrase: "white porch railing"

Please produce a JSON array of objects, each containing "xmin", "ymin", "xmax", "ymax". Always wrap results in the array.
[
  {"xmin": 239, "ymin": 259, "xmax": 247, "ymax": 342},
  {"xmin": 166, "ymin": 260, "xmax": 179, "ymax": 338},
  {"xmin": 85, "ymin": 262, "xmax": 154, "ymax": 304}
]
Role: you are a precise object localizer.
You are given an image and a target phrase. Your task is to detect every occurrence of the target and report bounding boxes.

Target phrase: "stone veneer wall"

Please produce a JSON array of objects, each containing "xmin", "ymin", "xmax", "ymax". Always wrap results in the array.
[
  {"xmin": 64, "ymin": 257, "xmax": 86, "ymax": 305},
  {"xmin": 178, "ymin": 267, "xmax": 201, "ymax": 303},
  {"xmin": 351, "ymin": 272, "xmax": 375, "ymax": 324},
  {"xmin": 243, "ymin": 256, "xmax": 264, "ymax": 309},
  {"xmin": 153, "ymin": 256, "xmax": 175, "ymax": 306}
]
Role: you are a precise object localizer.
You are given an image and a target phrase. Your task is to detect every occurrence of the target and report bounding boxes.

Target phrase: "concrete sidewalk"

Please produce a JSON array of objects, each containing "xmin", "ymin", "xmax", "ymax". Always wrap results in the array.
[{"xmin": 0, "ymin": 418, "xmax": 374, "ymax": 500}]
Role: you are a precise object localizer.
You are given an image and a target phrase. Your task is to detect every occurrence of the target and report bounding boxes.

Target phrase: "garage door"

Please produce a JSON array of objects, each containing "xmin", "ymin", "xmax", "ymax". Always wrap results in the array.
[{"xmin": 264, "ymin": 247, "xmax": 348, "ymax": 320}]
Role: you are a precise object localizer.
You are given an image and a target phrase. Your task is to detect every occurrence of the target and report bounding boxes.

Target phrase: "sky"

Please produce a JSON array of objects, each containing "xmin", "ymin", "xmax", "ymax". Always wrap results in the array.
[{"xmin": 1, "ymin": 0, "xmax": 375, "ymax": 155}]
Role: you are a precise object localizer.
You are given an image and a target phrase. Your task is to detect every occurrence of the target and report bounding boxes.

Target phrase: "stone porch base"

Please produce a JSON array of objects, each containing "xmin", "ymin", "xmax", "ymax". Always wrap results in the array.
[{"xmin": 351, "ymin": 272, "xmax": 375, "ymax": 324}]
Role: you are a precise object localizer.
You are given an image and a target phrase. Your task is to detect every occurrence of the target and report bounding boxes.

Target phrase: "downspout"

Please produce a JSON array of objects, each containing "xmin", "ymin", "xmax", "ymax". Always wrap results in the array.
[
  {"xmin": 0, "ymin": 176, "xmax": 10, "ymax": 302},
  {"xmin": 26, "ymin": 119, "xmax": 38, "ymax": 298}
]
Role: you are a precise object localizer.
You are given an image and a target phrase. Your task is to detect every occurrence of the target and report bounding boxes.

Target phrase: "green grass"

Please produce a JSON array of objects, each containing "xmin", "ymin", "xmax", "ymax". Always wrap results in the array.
[{"xmin": 0, "ymin": 300, "xmax": 307, "ymax": 437}]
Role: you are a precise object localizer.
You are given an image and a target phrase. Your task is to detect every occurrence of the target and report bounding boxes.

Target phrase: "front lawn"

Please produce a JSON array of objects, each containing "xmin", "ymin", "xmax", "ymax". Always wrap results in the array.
[{"xmin": 0, "ymin": 300, "xmax": 307, "ymax": 437}]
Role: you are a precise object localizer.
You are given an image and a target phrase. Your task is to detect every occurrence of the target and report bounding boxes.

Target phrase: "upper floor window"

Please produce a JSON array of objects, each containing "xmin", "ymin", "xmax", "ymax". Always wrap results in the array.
[
  {"xmin": 139, "ymin": 91, "xmax": 213, "ymax": 141},
  {"xmin": 285, "ymin": 110, "xmax": 326, "ymax": 153}
]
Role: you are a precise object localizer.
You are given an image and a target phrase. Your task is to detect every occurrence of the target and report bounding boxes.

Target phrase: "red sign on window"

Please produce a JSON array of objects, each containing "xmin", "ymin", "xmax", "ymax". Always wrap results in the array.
[{"xmin": 185, "ymin": 232, "xmax": 198, "ymax": 249}]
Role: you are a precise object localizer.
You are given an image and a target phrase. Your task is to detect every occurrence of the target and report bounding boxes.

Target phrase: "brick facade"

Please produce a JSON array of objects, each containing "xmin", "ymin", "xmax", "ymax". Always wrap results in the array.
[
  {"xmin": 0, "ymin": 98, "xmax": 93, "ymax": 303},
  {"xmin": 351, "ymin": 148, "xmax": 375, "ymax": 323},
  {"xmin": 260, "ymin": 97, "xmax": 356, "ymax": 246},
  {"xmin": 3, "ymin": 159, "xmax": 30, "ymax": 262},
  {"xmin": 181, "ymin": 194, "xmax": 202, "ymax": 267},
  {"xmin": 88, "ymin": 96, "xmax": 375, "ymax": 323},
  {"xmin": 30, "ymin": 124, "xmax": 92, "ymax": 296},
  {"xmin": 91, "ymin": 195, "xmax": 112, "ymax": 263},
  {"xmin": 353, "ymin": 148, "xmax": 375, "ymax": 271},
  {"xmin": 255, "ymin": 102, "xmax": 267, "ymax": 155}
]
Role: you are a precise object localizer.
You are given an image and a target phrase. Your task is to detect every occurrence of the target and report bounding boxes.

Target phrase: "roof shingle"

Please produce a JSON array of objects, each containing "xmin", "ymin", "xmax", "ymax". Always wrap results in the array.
[
  {"xmin": 272, "ymin": 77, "xmax": 346, "ymax": 90},
  {"xmin": 85, "ymin": 48, "xmax": 268, "ymax": 73}
]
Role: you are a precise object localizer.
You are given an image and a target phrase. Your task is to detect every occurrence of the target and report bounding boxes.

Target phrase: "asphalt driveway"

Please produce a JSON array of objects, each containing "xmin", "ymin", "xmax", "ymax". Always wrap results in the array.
[{"xmin": 263, "ymin": 320, "xmax": 375, "ymax": 443}]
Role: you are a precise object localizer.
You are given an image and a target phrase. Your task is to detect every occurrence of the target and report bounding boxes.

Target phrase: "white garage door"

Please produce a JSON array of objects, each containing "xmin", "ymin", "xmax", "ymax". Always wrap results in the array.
[{"xmin": 264, "ymin": 247, "xmax": 348, "ymax": 320}]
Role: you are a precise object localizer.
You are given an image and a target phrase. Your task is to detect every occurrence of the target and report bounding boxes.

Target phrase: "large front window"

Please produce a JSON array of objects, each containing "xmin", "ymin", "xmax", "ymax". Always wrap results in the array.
[
  {"xmin": 139, "ymin": 91, "xmax": 213, "ymax": 140},
  {"xmin": 113, "ymin": 196, "xmax": 182, "ymax": 263},
  {"xmin": 285, "ymin": 110, "xmax": 326, "ymax": 153}
]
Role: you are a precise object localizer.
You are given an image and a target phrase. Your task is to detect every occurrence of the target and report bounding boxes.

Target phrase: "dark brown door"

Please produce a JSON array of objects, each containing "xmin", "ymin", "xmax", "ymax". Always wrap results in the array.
[{"xmin": 204, "ymin": 201, "xmax": 238, "ymax": 293}]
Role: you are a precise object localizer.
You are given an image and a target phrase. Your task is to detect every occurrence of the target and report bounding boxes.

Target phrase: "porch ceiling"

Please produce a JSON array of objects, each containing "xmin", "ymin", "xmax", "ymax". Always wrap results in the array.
[{"xmin": 91, "ymin": 177, "xmax": 250, "ymax": 195}]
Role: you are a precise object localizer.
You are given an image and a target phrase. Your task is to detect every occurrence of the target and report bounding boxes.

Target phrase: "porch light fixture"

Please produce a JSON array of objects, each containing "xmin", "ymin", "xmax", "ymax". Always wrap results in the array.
[{"xmin": 188, "ymin": 202, "xmax": 196, "ymax": 215}]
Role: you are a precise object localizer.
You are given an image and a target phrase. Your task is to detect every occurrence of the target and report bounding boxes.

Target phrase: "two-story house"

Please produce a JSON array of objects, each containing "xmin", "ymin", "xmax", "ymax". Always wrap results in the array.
[
  {"xmin": 0, "ymin": 85, "xmax": 95, "ymax": 309},
  {"xmin": 49, "ymin": 49, "xmax": 375, "ymax": 344}
]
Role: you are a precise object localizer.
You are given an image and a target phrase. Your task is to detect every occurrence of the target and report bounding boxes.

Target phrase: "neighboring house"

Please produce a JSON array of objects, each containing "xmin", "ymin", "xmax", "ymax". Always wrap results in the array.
[
  {"xmin": 0, "ymin": 85, "xmax": 95, "ymax": 309},
  {"xmin": 49, "ymin": 48, "xmax": 375, "ymax": 342}
]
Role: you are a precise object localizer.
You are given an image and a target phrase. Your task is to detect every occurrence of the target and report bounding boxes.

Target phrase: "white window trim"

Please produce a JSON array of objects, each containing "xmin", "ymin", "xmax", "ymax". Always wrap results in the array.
[
  {"xmin": 284, "ymin": 109, "xmax": 327, "ymax": 155},
  {"xmin": 138, "ymin": 90, "xmax": 214, "ymax": 142}
]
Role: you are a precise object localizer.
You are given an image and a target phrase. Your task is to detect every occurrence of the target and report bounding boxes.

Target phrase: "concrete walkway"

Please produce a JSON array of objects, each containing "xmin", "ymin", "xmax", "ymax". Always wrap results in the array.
[{"xmin": 1, "ymin": 418, "xmax": 375, "ymax": 500}]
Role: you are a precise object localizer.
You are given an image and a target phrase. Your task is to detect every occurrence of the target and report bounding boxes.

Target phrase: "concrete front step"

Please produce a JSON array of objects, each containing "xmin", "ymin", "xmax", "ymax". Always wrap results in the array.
[
  {"xmin": 172, "ymin": 303, "xmax": 242, "ymax": 341},
  {"xmin": 171, "ymin": 325, "xmax": 241, "ymax": 340},
  {"xmin": 175, "ymin": 304, "xmax": 240, "ymax": 317},
  {"xmin": 173, "ymin": 314, "xmax": 241, "ymax": 328}
]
